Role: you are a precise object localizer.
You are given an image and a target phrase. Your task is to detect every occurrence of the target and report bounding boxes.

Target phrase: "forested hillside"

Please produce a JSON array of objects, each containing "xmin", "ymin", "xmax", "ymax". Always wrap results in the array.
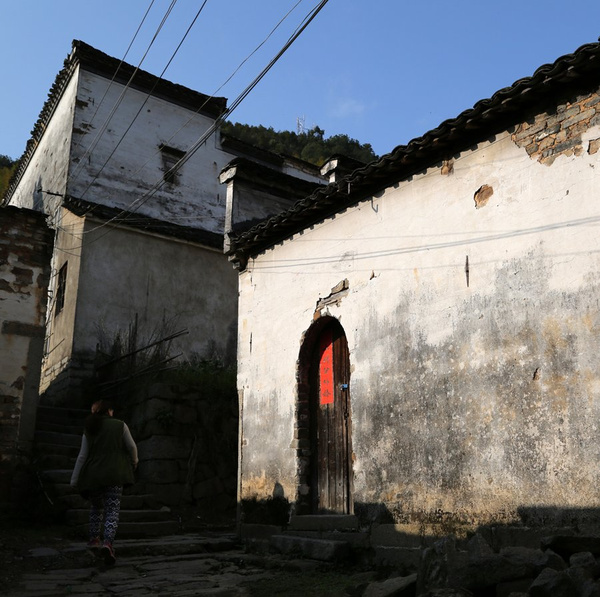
[
  {"xmin": 0, "ymin": 155, "xmax": 17, "ymax": 200},
  {"xmin": 1, "ymin": 122, "xmax": 375, "ymax": 200},
  {"xmin": 221, "ymin": 122, "xmax": 378, "ymax": 166}
]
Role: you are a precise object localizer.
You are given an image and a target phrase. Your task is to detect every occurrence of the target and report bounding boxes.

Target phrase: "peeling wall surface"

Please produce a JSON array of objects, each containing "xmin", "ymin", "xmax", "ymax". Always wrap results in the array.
[
  {"xmin": 67, "ymin": 70, "xmax": 233, "ymax": 234},
  {"xmin": 74, "ymin": 220, "xmax": 238, "ymax": 367},
  {"xmin": 7, "ymin": 75, "xmax": 76, "ymax": 216},
  {"xmin": 8, "ymin": 67, "xmax": 234, "ymax": 234},
  {"xmin": 7, "ymin": 62, "xmax": 243, "ymax": 401},
  {"xmin": 0, "ymin": 207, "xmax": 53, "ymax": 462},
  {"xmin": 238, "ymin": 86, "xmax": 600, "ymax": 528}
]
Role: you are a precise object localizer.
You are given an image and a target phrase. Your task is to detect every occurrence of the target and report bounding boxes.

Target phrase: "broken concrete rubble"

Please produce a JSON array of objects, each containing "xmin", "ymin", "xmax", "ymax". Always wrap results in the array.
[{"xmin": 415, "ymin": 533, "xmax": 600, "ymax": 597}]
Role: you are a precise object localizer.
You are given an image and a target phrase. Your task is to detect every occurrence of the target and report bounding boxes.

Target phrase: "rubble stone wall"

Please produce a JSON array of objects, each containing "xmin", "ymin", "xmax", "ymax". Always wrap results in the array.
[
  {"xmin": 0, "ymin": 207, "xmax": 53, "ymax": 498},
  {"xmin": 127, "ymin": 382, "xmax": 238, "ymax": 517}
]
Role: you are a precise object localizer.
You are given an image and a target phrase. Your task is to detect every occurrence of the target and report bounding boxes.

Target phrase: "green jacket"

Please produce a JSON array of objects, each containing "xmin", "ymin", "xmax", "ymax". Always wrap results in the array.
[{"xmin": 77, "ymin": 417, "xmax": 136, "ymax": 494}]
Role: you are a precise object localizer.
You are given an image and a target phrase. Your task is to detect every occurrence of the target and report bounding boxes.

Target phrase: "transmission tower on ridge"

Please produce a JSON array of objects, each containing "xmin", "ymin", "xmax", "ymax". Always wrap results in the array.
[{"xmin": 297, "ymin": 115, "xmax": 306, "ymax": 135}]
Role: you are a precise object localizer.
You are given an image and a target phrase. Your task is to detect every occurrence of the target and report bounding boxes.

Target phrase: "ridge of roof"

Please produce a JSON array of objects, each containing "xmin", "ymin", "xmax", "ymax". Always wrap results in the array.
[
  {"xmin": 2, "ymin": 40, "xmax": 227, "ymax": 206},
  {"xmin": 227, "ymin": 40, "xmax": 600, "ymax": 268},
  {"xmin": 73, "ymin": 40, "xmax": 227, "ymax": 117}
]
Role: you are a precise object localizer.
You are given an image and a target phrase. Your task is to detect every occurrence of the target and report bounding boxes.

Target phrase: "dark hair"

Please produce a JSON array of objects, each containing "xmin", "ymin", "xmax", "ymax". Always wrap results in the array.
[{"xmin": 84, "ymin": 400, "xmax": 113, "ymax": 436}]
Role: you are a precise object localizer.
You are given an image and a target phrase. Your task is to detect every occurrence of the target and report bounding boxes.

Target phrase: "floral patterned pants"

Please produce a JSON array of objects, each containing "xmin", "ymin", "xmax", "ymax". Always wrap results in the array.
[{"xmin": 88, "ymin": 485, "xmax": 123, "ymax": 544}]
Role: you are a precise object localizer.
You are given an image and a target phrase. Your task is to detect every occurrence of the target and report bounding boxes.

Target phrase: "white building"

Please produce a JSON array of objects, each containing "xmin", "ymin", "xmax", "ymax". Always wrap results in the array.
[
  {"xmin": 3, "ymin": 40, "xmax": 324, "ymax": 404},
  {"xmin": 227, "ymin": 40, "xmax": 600, "ymax": 536}
]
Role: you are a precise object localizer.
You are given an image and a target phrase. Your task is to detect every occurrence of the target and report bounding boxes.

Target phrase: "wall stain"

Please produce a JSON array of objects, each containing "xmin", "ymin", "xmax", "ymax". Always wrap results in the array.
[{"xmin": 351, "ymin": 244, "xmax": 600, "ymax": 527}]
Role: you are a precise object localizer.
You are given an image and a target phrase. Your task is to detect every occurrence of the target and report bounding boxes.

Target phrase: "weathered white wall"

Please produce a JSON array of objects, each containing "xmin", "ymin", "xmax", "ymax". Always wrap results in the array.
[
  {"xmin": 39, "ymin": 209, "xmax": 85, "ymax": 396},
  {"xmin": 9, "ymin": 63, "xmax": 245, "ymax": 401},
  {"xmin": 0, "ymin": 208, "xmax": 53, "ymax": 462},
  {"xmin": 73, "ymin": 220, "xmax": 238, "ymax": 366},
  {"xmin": 68, "ymin": 70, "xmax": 231, "ymax": 234},
  {"xmin": 7, "ymin": 74, "xmax": 76, "ymax": 217},
  {"xmin": 238, "ymin": 110, "xmax": 600, "ymax": 527}
]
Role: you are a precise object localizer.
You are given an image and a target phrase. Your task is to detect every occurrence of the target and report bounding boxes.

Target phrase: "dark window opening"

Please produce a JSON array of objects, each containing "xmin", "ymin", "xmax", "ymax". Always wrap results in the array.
[
  {"xmin": 55, "ymin": 262, "xmax": 67, "ymax": 315},
  {"xmin": 160, "ymin": 144, "xmax": 186, "ymax": 185}
]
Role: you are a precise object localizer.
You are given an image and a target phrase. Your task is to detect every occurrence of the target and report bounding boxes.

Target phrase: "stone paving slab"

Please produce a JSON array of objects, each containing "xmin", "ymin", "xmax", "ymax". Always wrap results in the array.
[
  {"xmin": 8, "ymin": 538, "xmax": 269, "ymax": 596},
  {"xmin": 6, "ymin": 531, "xmax": 382, "ymax": 596}
]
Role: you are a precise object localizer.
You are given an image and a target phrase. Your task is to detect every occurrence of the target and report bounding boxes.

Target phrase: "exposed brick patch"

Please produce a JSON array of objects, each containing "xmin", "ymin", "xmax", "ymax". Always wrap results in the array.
[
  {"xmin": 511, "ymin": 87, "xmax": 600, "ymax": 165},
  {"xmin": 474, "ymin": 185, "xmax": 494, "ymax": 209},
  {"xmin": 441, "ymin": 159, "xmax": 454, "ymax": 175},
  {"xmin": 588, "ymin": 138, "xmax": 600, "ymax": 155}
]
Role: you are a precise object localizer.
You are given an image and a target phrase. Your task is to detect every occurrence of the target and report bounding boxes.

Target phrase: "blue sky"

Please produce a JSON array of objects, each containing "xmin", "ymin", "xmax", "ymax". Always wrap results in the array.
[{"xmin": 3, "ymin": 1, "xmax": 600, "ymax": 161}]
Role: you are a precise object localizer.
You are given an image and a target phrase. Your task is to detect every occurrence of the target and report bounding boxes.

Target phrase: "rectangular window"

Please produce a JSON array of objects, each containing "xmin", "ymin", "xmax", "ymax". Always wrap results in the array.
[
  {"xmin": 160, "ymin": 144, "xmax": 186, "ymax": 185},
  {"xmin": 55, "ymin": 262, "xmax": 67, "ymax": 315}
]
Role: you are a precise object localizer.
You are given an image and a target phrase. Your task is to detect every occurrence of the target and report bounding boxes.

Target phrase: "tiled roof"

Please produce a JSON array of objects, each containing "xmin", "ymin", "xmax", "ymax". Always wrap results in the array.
[
  {"xmin": 2, "ymin": 40, "xmax": 227, "ymax": 206},
  {"xmin": 227, "ymin": 40, "xmax": 600, "ymax": 269},
  {"xmin": 73, "ymin": 40, "xmax": 226, "ymax": 117},
  {"xmin": 63, "ymin": 195, "xmax": 223, "ymax": 249}
]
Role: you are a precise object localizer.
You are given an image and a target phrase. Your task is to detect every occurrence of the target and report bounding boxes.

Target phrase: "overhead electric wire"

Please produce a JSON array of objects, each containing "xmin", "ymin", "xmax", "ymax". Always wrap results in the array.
[
  {"xmin": 54, "ymin": 0, "xmax": 308, "ymax": 241},
  {"xmin": 160, "ymin": 0, "xmax": 331, "ymax": 188},
  {"xmin": 78, "ymin": 0, "xmax": 158, "ymax": 135},
  {"xmin": 93, "ymin": 0, "xmax": 305, "ymax": 194},
  {"xmin": 70, "ymin": 0, "xmax": 209, "ymax": 207},
  {"xmin": 54, "ymin": 0, "xmax": 330, "ymax": 251},
  {"xmin": 68, "ymin": 0, "xmax": 179, "ymax": 185}
]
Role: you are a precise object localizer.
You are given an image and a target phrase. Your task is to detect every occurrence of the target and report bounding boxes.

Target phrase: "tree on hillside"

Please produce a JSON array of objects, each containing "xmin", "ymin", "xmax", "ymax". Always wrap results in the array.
[
  {"xmin": 220, "ymin": 122, "xmax": 378, "ymax": 167},
  {"xmin": 0, "ymin": 155, "xmax": 17, "ymax": 200}
]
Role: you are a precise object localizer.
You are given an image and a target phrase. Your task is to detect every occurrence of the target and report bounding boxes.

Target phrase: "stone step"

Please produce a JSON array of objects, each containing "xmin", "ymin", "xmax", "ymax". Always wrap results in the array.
[
  {"xmin": 71, "ymin": 520, "xmax": 182, "ymax": 539},
  {"xmin": 36, "ymin": 406, "xmax": 88, "ymax": 426},
  {"xmin": 34, "ymin": 453, "xmax": 77, "ymax": 469},
  {"xmin": 35, "ymin": 442, "xmax": 80, "ymax": 458},
  {"xmin": 51, "ymin": 482, "xmax": 80, "ymax": 497},
  {"xmin": 282, "ymin": 529, "xmax": 369, "ymax": 549},
  {"xmin": 36, "ymin": 420, "xmax": 84, "ymax": 435},
  {"xmin": 59, "ymin": 492, "xmax": 161, "ymax": 510},
  {"xmin": 288, "ymin": 514, "xmax": 359, "ymax": 532},
  {"xmin": 40, "ymin": 469, "xmax": 75, "ymax": 484},
  {"xmin": 270, "ymin": 534, "xmax": 350, "ymax": 562},
  {"xmin": 66, "ymin": 508, "xmax": 174, "ymax": 525},
  {"xmin": 35, "ymin": 431, "xmax": 82, "ymax": 447},
  {"xmin": 63, "ymin": 532, "xmax": 239, "ymax": 556}
]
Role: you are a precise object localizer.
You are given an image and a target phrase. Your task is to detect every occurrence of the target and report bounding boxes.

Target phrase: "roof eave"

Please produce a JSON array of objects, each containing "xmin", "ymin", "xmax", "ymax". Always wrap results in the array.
[{"xmin": 228, "ymin": 41, "xmax": 600, "ymax": 267}]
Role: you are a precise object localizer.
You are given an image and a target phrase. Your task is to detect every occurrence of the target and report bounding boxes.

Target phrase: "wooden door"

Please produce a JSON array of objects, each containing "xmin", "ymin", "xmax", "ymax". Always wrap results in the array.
[{"xmin": 309, "ymin": 320, "xmax": 352, "ymax": 513}]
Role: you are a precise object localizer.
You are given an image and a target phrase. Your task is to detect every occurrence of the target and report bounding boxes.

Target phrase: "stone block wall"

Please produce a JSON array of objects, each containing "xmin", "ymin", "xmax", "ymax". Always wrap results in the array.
[
  {"xmin": 0, "ymin": 206, "xmax": 53, "ymax": 500},
  {"xmin": 127, "ymin": 381, "xmax": 238, "ymax": 517},
  {"xmin": 512, "ymin": 85, "xmax": 600, "ymax": 165}
]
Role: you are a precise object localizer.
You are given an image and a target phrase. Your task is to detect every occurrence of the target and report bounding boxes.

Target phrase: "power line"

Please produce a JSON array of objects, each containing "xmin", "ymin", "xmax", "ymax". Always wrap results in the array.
[
  {"xmin": 55, "ymin": 0, "xmax": 331, "ymax": 250},
  {"xmin": 79, "ymin": 0, "xmax": 158, "ymax": 135},
  {"xmin": 123, "ymin": 0, "xmax": 306, "ymax": 184},
  {"xmin": 55, "ymin": 0, "xmax": 311, "ymax": 241},
  {"xmin": 69, "ymin": 0, "xmax": 210, "ymax": 208},
  {"xmin": 68, "ymin": 0, "xmax": 179, "ymax": 185}
]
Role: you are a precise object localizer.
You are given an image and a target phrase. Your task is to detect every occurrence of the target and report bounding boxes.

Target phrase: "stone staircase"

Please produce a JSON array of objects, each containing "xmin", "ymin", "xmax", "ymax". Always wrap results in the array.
[
  {"xmin": 243, "ymin": 515, "xmax": 438, "ymax": 570},
  {"xmin": 33, "ymin": 405, "xmax": 180, "ymax": 538},
  {"xmin": 271, "ymin": 515, "xmax": 367, "ymax": 562},
  {"xmin": 241, "ymin": 514, "xmax": 375, "ymax": 564}
]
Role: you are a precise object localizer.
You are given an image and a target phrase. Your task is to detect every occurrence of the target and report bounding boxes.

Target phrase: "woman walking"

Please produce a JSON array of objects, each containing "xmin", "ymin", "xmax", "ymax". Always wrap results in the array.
[{"xmin": 71, "ymin": 400, "xmax": 138, "ymax": 565}]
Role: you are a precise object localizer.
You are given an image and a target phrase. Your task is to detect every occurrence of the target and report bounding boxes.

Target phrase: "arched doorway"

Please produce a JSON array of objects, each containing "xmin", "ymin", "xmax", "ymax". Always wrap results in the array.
[{"xmin": 297, "ymin": 317, "xmax": 352, "ymax": 514}]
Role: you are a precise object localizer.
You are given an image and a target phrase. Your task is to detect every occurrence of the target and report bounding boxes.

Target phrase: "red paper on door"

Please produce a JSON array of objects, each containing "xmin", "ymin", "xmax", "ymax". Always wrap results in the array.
[{"xmin": 319, "ymin": 328, "xmax": 334, "ymax": 405}]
